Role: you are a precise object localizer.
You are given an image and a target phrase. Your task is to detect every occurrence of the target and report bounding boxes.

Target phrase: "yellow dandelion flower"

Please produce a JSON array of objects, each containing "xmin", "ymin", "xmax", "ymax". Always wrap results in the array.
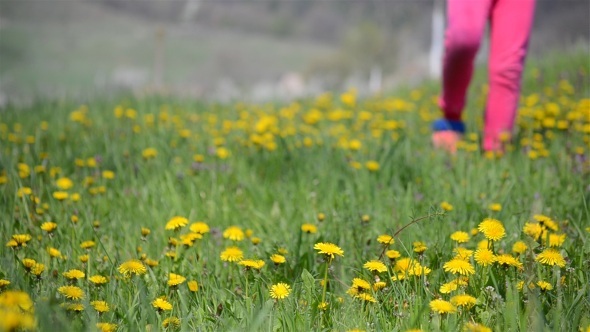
[
  {"xmin": 377, "ymin": 234, "xmax": 394, "ymax": 245},
  {"xmin": 313, "ymin": 242, "xmax": 344, "ymax": 259},
  {"xmin": 63, "ymin": 302, "xmax": 84, "ymax": 312},
  {"xmin": 270, "ymin": 254, "xmax": 286, "ymax": 264},
  {"xmin": 440, "ymin": 201, "xmax": 453, "ymax": 211},
  {"xmin": 80, "ymin": 241, "xmax": 96, "ymax": 249},
  {"xmin": 168, "ymin": 273, "xmax": 186, "ymax": 286},
  {"xmin": 317, "ymin": 213, "xmax": 326, "ymax": 222},
  {"xmin": 356, "ymin": 293, "xmax": 377, "ymax": 303},
  {"xmin": 47, "ymin": 247, "xmax": 63, "ymax": 259},
  {"xmin": 189, "ymin": 222, "xmax": 210, "ymax": 234},
  {"xmin": 478, "ymin": 218, "xmax": 506, "ymax": 241},
  {"xmin": 474, "ymin": 248, "xmax": 496, "ymax": 266},
  {"xmin": 534, "ymin": 214, "xmax": 558, "ymax": 231},
  {"xmin": 450, "ymin": 231, "xmax": 470, "ymax": 243},
  {"xmin": 79, "ymin": 254, "xmax": 89, "ymax": 263},
  {"xmin": 512, "ymin": 241, "xmax": 528, "ymax": 254},
  {"xmin": 31, "ymin": 263, "xmax": 45, "ymax": 276},
  {"xmin": 429, "ymin": 299, "xmax": 457, "ymax": 314},
  {"xmin": 141, "ymin": 227, "xmax": 151, "ymax": 237},
  {"xmin": 0, "ymin": 279, "xmax": 10, "ymax": 288},
  {"xmin": 58, "ymin": 286, "xmax": 84, "ymax": 300},
  {"xmin": 386, "ymin": 250, "xmax": 401, "ymax": 260},
  {"xmin": 162, "ymin": 317, "xmax": 181, "ymax": 328},
  {"xmin": 365, "ymin": 160, "xmax": 380, "ymax": 172},
  {"xmin": 238, "ymin": 259, "xmax": 266, "ymax": 270},
  {"xmin": 535, "ymin": 248, "xmax": 566, "ymax": 267},
  {"xmin": 223, "ymin": 226, "xmax": 245, "ymax": 241},
  {"xmin": 496, "ymin": 254, "xmax": 523, "ymax": 269},
  {"xmin": 453, "ymin": 247, "xmax": 474, "ymax": 260},
  {"xmin": 22, "ymin": 258, "xmax": 36, "ymax": 270},
  {"xmin": 56, "ymin": 177, "xmax": 74, "ymax": 190},
  {"xmin": 450, "ymin": 294, "xmax": 477, "ymax": 307},
  {"xmin": 317, "ymin": 301, "xmax": 329, "ymax": 310},
  {"xmin": 142, "ymin": 148, "xmax": 158, "ymax": 160},
  {"xmin": 89, "ymin": 275, "xmax": 108, "ymax": 285},
  {"xmin": 351, "ymin": 278, "xmax": 371, "ymax": 291},
  {"xmin": 152, "ymin": 297, "xmax": 172, "ymax": 311},
  {"xmin": 187, "ymin": 280, "xmax": 199, "ymax": 292},
  {"xmin": 12, "ymin": 234, "xmax": 32, "ymax": 246},
  {"xmin": 91, "ymin": 301, "xmax": 110, "ymax": 313},
  {"xmin": 96, "ymin": 323, "xmax": 117, "ymax": 332},
  {"xmin": 165, "ymin": 216, "xmax": 188, "ymax": 231},
  {"xmin": 301, "ymin": 223, "xmax": 318, "ymax": 234},
  {"xmin": 269, "ymin": 283, "xmax": 291, "ymax": 300},
  {"xmin": 548, "ymin": 233, "xmax": 566, "ymax": 247},
  {"xmin": 488, "ymin": 203, "xmax": 502, "ymax": 211},
  {"xmin": 443, "ymin": 259, "xmax": 475, "ymax": 275},
  {"xmin": 145, "ymin": 258, "xmax": 159, "ymax": 267},
  {"xmin": 63, "ymin": 269, "xmax": 85, "ymax": 280},
  {"xmin": 220, "ymin": 246, "xmax": 244, "ymax": 262},
  {"xmin": 413, "ymin": 241, "xmax": 428, "ymax": 254},
  {"xmin": 101, "ymin": 170, "xmax": 115, "ymax": 180},
  {"xmin": 373, "ymin": 281, "xmax": 387, "ymax": 291},
  {"xmin": 52, "ymin": 191, "xmax": 69, "ymax": 200},
  {"xmin": 537, "ymin": 280, "xmax": 553, "ymax": 291},
  {"xmin": 363, "ymin": 260, "xmax": 387, "ymax": 273},
  {"xmin": 361, "ymin": 215, "xmax": 370, "ymax": 223},
  {"xmin": 117, "ymin": 259, "xmax": 147, "ymax": 276},
  {"xmin": 40, "ymin": 222, "xmax": 57, "ymax": 233},
  {"xmin": 523, "ymin": 222, "xmax": 543, "ymax": 240}
]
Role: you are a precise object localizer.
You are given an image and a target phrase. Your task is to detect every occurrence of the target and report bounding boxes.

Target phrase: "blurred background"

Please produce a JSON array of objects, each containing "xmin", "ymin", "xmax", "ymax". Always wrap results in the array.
[{"xmin": 0, "ymin": 0, "xmax": 588, "ymax": 105}]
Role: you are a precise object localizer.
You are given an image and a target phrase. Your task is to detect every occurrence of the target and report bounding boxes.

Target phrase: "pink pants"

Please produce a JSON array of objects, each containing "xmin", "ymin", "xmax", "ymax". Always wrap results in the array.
[{"xmin": 440, "ymin": 0, "xmax": 536, "ymax": 151}]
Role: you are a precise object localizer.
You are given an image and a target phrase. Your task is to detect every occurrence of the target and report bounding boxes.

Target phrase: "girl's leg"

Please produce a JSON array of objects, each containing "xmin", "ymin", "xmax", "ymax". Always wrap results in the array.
[
  {"xmin": 484, "ymin": 0, "xmax": 535, "ymax": 151},
  {"xmin": 439, "ymin": 0, "xmax": 492, "ymax": 121}
]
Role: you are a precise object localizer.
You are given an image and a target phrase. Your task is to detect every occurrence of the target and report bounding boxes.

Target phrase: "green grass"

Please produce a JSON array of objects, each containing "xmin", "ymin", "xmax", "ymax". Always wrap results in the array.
[{"xmin": 0, "ymin": 50, "xmax": 589, "ymax": 331}]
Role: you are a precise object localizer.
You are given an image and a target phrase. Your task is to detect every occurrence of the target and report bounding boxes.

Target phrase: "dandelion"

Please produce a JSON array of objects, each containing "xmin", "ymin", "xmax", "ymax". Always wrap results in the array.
[
  {"xmin": 40, "ymin": 222, "xmax": 57, "ymax": 233},
  {"xmin": 238, "ymin": 259, "xmax": 265, "ymax": 270},
  {"xmin": 534, "ymin": 214, "xmax": 558, "ymax": 231},
  {"xmin": 363, "ymin": 260, "xmax": 388, "ymax": 273},
  {"xmin": 56, "ymin": 177, "xmax": 74, "ymax": 190},
  {"xmin": 512, "ymin": 241, "xmax": 528, "ymax": 254},
  {"xmin": 189, "ymin": 222, "xmax": 210, "ymax": 234},
  {"xmin": 31, "ymin": 263, "xmax": 45, "ymax": 277},
  {"xmin": 478, "ymin": 218, "xmax": 506, "ymax": 241},
  {"xmin": 220, "ymin": 246, "xmax": 244, "ymax": 262},
  {"xmin": 117, "ymin": 259, "xmax": 147, "ymax": 276},
  {"xmin": 152, "ymin": 297, "xmax": 172, "ymax": 311},
  {"xmin": 162, "ymin": 317, "xmax": 181, "ymax": 328},
  {"xmin": 377, "ymin": 234, "xmax": 394, "ymax": 245},
  {"xmin": 317, "ymin": 302, "xmax": 329, "ymax": 310},
  {"xmin": 47, "ymin": 247, "xmax": 63, "ymax": 259},
  {"xmin": 413, "ymin": 241, "xmax": 428, "ymax": 254},
  {"xmin": 91, "ymin": 301, "xmax": 110, "ymax": 313},
  {"xmin": 101, "ymin": 170, "xmax": 115, "ymax": 179},
  {"xmin": 270, "ymin": 254, "xmax": 286, "ymax": 264},
  {"xmin": 165, "ymin": 216, "xmax": 188, "ymax": 231},
  {"xmin": 350, "ymin": 278, "xmax": 371, "ymax": 293},
  {"xmin": 301, "ymin": 223, "xmax": 318, "ymax": 234},
  {"xmin": 386, "ymin": 250, "xmax": 401, "ymax": 260},
  {"xmin": 488, "ymin": 203, "xmax": 502, "ymax": 211},
  {"xmin": 80, "ymin": 241, "xmax": 96, "ymax": 249},
  {"xmin": 269, "ymin": 283, "xmax": 291, "ymax": 300},
  {"xmin": 474, "ymin": 248, "xmax": 496, "ymax": 266},
  {"xmin": 63, "ymin": 302, "xmax": 84, "ymax": 312},
  {"xmin": 429, "ymin": 299, "xmax": 457, "ymax": 314},
  {"xmin": 443, "ymin": 259, "xmax": 475, "ymax": 275},
  {"xmin": 96, "ymin": 323, "xmax": 117, "ymax": 332},
  {"xmin": 11, "ymin": 234, "xmax": 32, "ymax": 247},
  {"xmin": 187, "ymin": 280, "xmax": 199, "ymax": 292},
  {"xmin": 450, "ymin": 294, "xmax": 477, "ymax": 308},
  {"xmin": 365, "ymin": 160, "xmax": 380, "ymax": 172},
  {"xmin": 317, "ymin": 213, "xmax": 325, "ymax": 222},
  {"xmin": 361, "ymin": 214, "xmax": 371, "ymax": 223},
  {"xmin": 440, "ymin": 201, "xmax": 453, "ymax": 211},
  {"xmin": 535, "ymin": 248, "xmax": 566, "ymax": 267},
  {"xmin": 168, "ymin": 273, "xmax": 186, "ymax": 287},
  {"xmin": 439, "ymin": 278, "xmax": 468, "ymax": 294},
  {"xmin": 89, "ymin": 275, "xmax": 108, "ymax": 285},
  {"xmin": 58, "ymin": 286, "xmax": 84, "ymax": 300},
  {"xmin": 356, "ymin": 293, "xmax": 377, "ymax": 303},
  {"xmin": 0, "ymin": 279, "xmax": 10, "ymax": 288},
  {"xmin": 142, "ymin": 148, "xmax": 158, "ymax": 160},
  {"xmin": 313, "ymin": 242, "xmax": 344, "ymax": 259},
  {"xmin": 495, "ymin": 254, "xmax": 523, "ymax": 269},
  {"xmin": 63, "ymin": 269, "xmax": 85, "ymax": 280},
  {"xmin": 523, "ymin": 222, "xmax": 543, "ymax": 240},
  {"xmin": 537, "ymin": 280, "xmax": 553, "ymax": 291},
  {"xmin": 79, "ymin": 254, "xmax": 89, "ymax": 263},
  {"xmin": 453, "ymin": 247, "xmax": 474, "ymax": 260},
  {"xmin": 223, "ymin": 226, "xmax": 245, "ymax": 241},
  {"xmin": 450, "ymin": 231, "xmax": 470, "ymax": 243},
  {"xmin": 548, "ymin": 233, "xmax": 566, "ymax": 247},
  {"xmin": 52, "ymin": 191, "xmax": 69, "ymax": 200},
  {"xmin": 141, "ymin": 227, "xmax": 151, "ymax": 238}
]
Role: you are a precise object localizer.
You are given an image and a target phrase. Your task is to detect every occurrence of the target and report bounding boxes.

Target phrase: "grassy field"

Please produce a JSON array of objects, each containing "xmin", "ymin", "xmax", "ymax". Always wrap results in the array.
[{"xmin": 0, "ymin": 50, "xmax": 589, "ymax": 332}]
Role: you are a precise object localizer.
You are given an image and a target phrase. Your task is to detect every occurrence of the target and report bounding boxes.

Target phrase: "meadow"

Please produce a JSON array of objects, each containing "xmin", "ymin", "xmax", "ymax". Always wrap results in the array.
[{"xmin": 0, "ymin": 50, "xmax": 589, "ymax": 332}]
